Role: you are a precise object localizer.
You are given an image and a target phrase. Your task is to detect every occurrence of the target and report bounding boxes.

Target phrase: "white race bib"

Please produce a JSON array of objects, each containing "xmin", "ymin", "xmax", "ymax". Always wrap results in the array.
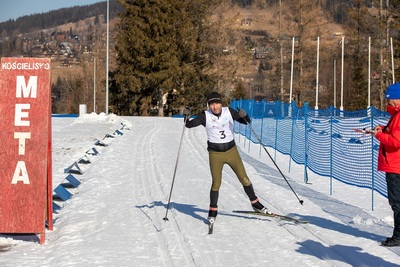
[{"xmin": 205, "ymin": 107, "xmax": 234, "ymax": 143}]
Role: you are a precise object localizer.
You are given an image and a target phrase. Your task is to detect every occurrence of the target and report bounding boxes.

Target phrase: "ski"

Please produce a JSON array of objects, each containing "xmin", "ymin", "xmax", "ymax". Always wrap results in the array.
[
  {"xmin": 232, "ymin": 210, "xmax": 308, "ymax": 224},
  {"xmin": 208, "ymin": 218, "xmax": 215, "ymax": 234}
]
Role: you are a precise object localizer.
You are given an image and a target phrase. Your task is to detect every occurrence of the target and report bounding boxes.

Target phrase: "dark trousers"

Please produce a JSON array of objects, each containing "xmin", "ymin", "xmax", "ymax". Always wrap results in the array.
[
  {"xmin": 208, "ymin": 146, "xmax": 251, "ymax": 191},
  {"xmin": 386, "ymin": 172, "xmax": 400, "ymax": 239}
]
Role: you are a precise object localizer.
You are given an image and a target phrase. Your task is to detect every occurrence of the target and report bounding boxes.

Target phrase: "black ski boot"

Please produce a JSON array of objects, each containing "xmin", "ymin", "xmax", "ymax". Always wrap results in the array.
[
  {"xmin": 251, "ymin": 198, "xmax": 269, "ymax": 214},
  {"xmin": 208, "ymin": 207, "xmax": 218, "ymax": 234}
]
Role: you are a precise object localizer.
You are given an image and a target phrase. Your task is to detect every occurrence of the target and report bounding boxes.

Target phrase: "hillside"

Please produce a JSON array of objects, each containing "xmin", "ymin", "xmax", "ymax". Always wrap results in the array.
[
  {"xmin": 2, "ymin": 1, "xmax": 392, "ymax": 113},
  {"xmin": 0, "ymin": 1, "xmax": 121, "ymax": 87},
  {"xmin": 0, "ymin": 1, "xmax": 123, "ymax": 34},
  {"xmin": 216, "ymin": 5, "xmax": 345, "ymax": 81},
  {"xmin": 1, "ymin": 1, "xmax": 344, "ymax": 83}
]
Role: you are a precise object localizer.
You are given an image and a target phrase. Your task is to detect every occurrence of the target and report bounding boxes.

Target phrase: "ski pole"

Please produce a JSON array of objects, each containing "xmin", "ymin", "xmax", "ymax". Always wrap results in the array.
[
  {"xmin": 242, "ymin": 115, "xmax": 304, "ymax": 205},
  {"xmin": 163, "ymin": 115, "xmax": 189, "ymax": 221}
]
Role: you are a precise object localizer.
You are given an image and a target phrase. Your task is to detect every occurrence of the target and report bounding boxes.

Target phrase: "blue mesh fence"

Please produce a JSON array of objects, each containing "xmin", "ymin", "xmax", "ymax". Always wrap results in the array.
[{"xmin": 230, "ymin": 99, "xmax": 391, "ymax": 202}]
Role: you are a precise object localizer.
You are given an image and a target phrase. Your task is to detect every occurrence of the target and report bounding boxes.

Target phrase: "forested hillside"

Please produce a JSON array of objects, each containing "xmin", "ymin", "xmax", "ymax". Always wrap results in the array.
[
  {"xmin": 1, "ymin": 0, "xmax": 399, "ymax": 115},
  {"xmin": 0, "ymin": 1, "xmax": 123, "ymax": 34}
]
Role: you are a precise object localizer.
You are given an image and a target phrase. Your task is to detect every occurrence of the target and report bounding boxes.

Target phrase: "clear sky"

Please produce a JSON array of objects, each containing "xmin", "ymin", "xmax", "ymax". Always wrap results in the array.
[{"xmin": 0, "ymin": 0, "xmax": 105, "ymax": 23}]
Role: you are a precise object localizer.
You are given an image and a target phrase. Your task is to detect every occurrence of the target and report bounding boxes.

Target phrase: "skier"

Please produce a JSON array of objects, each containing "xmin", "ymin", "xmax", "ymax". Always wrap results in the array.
[
  {"xmin": 372, "ymin": 83, "xmax": 400, "ymax": 247},
  {"xmin": 183, "ymin": 91, "xmax": 269, "ymax": 224}
]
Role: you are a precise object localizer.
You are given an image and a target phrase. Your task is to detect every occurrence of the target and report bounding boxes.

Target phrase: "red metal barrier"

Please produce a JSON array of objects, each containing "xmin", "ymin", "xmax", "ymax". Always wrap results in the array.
[{"xmin": 0, "ymin": 58, "xmax": 52, "ymax": 244}]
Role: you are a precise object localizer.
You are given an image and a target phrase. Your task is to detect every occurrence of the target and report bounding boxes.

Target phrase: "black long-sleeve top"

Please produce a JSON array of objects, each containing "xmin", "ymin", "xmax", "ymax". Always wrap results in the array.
[{"xmin": 185, "ymin": 107, "xmax": 250, "ymax": 152}]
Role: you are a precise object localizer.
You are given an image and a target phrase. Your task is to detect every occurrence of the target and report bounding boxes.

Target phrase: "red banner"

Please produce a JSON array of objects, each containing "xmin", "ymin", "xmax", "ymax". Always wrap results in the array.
[{"xmin": 0, "ymin": 58, "xmax": 52, "ymax": 240}]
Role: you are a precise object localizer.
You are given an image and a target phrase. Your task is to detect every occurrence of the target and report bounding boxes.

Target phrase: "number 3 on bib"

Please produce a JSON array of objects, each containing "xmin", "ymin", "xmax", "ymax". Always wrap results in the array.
[{"xmin": 219, "ymin": 130, "xmax": 226, "ymax": 139}]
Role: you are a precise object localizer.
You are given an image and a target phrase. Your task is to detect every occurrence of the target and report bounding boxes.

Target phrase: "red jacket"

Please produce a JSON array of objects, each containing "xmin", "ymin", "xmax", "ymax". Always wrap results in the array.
[{"xmin": 376, "ymin": 111, "xmax": 400, "ymax": 174}]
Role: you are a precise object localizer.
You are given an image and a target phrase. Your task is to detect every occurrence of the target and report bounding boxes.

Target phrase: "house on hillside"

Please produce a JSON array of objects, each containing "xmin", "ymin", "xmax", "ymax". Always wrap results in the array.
[
  {"xmin": 69, "ymin": 34, "xmax": 80, "ymax": 41},
  {"xmin": 51, "ymin": 32, "xmax": 67, "ymax": 41},
  {"xmin": 254, "ymin": 47, "xmax": 273, "ymax": 59},
  {"xmin": 30, "ymin": 44, "xmax": 44, "ymax": 57},
  {"xmin": 59, "ymin": 42, "xmax": 73, "ymax": 54},
  {"xmin": 82, "ymin": 45, "xmax": 93, "ymax": 54},
  {"xmin": 241, "ymin": 18, "xmax": 252, "ymax": 26}
]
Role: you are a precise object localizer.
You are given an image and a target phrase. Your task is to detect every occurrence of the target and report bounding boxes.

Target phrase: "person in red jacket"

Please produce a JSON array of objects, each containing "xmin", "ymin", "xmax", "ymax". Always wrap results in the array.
[{"xmin": 373, "ymin": 83, "xmax": 400, "ymax": 246}]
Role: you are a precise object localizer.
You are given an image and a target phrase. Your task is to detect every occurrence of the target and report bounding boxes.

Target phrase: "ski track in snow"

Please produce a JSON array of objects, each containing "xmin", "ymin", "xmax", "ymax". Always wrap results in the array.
[
  {"xmin": 132, "ymin": 118, "xmax": 204, "ymax": 266},
  {"xmin": 1, "ymin": 116, "xmax": 400, "ymax": 267}
]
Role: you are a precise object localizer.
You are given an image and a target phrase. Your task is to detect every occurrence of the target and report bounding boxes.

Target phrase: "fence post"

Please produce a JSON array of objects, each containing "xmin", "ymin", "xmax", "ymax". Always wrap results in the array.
[
  {"xmin": 304, "ymin": 102, "xmax": 309, "ymax": 184},
  {"xmin": 248, "ymin": 98, "xmax": 255, "ymax": 152},
  {"xmin": 329, "ymin": 105, "xmax": 334, "ymax": 195},
  {"xmin": 274, "ymin": 100, "xmax": 279, "ymax": 161},
  {"xmin": 370, "ymin": 106, "xmax": 375, "ymax": 211},
  {"xmin": 238, "ymin": 98, "xmax": 243, "ymax": 145},
  {"xmin": 288, "ymin": 101, "xmax": 295, "ymax": 173},
  {"xmin": 259, "ymin": 100, "xmax": 266, "ymax": 158}
]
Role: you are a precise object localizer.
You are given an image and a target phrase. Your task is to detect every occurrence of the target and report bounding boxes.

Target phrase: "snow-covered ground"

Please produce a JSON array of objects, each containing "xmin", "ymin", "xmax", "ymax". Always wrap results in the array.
[{"xmin": 1, "ymin": 113, "xmax": 400, "ymax": 266}]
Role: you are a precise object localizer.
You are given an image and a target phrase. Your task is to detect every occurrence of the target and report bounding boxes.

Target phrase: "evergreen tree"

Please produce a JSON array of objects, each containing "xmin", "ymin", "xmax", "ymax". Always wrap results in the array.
[
  {"xmin": 348, "ymin": 51, "xmax": 368, "ymax": 110},
  {"xmin": 231, "ymin": 80, "xmax": 247, "ymax": 100},
  {"xmin": 110, "ymin": 0, "xmax": 219, "ymax": 116},
  {"xmin": 346, "ymin": 0, "xmax": 374, "ymax": 110}
]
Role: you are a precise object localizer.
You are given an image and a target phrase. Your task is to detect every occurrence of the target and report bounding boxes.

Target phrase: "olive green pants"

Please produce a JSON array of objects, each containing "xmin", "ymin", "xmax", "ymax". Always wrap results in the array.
[{"xmin": 209, "ymin": 146, "xmax": 252, "ymax": 191}]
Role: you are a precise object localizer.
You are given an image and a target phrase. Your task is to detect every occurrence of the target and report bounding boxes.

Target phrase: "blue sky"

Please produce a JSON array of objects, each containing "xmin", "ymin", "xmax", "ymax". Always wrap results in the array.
[{"xmin": 0, "ymin": 0, "xmax": 105, "ymax": 23}]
